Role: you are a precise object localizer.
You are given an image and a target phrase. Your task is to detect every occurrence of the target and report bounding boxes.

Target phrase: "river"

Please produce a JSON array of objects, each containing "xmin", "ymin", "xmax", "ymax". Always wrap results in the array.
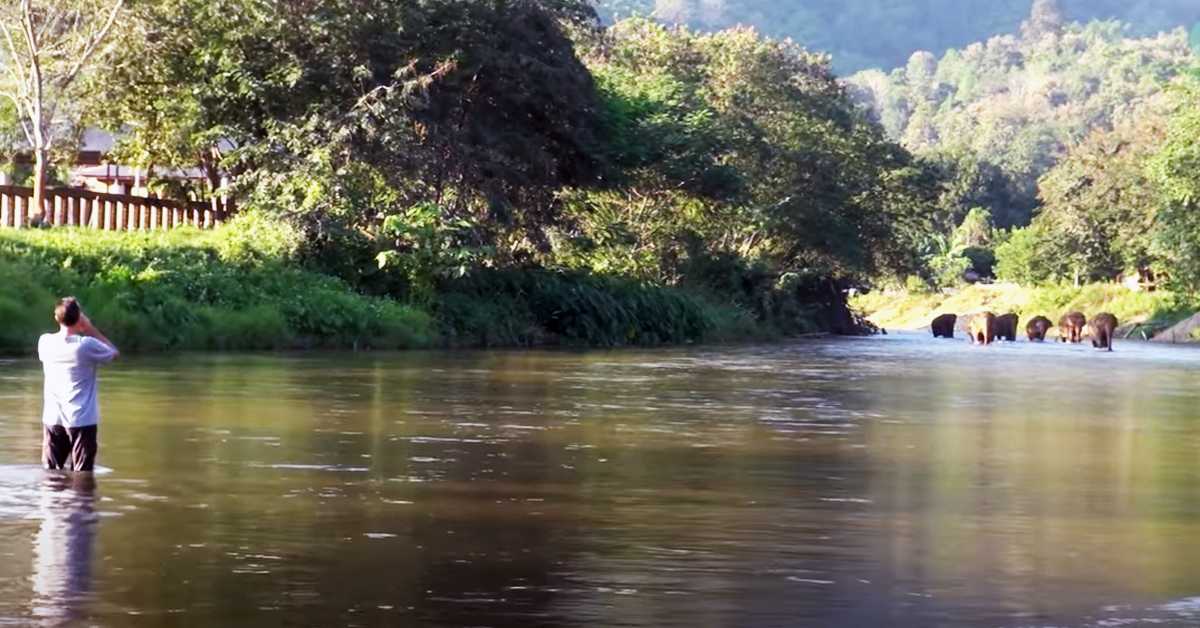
[{"xmin": 3, "ymin": 334, "xmax": 1200, "ymax": 626}]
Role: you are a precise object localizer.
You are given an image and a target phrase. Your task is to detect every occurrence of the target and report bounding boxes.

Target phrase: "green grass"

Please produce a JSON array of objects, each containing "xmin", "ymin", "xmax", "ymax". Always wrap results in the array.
[
  {"xmin": 0, "ymin": 214, "xmax": 777, "ymax": 354},
  {"xmin": 853, "ymin": 282, "xmax": 1197, "ymax": 337},
  {"xmin": 0, "ymin": 216, "xmax": 435, "ymax": 354}
]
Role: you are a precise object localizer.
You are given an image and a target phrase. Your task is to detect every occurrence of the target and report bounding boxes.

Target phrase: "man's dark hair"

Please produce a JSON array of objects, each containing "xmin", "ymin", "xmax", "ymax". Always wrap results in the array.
[{"xmin": 54, "ymin": 297, "xmax": 81, "ymax": 327}]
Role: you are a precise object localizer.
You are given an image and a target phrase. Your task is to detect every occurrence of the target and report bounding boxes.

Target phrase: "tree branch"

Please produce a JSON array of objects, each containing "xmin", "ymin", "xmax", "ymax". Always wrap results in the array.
[
  {"xmin": 59, "ymin": 0, "xmax": 125, "ymax": 89},
  {"xmin": 0, "ymin": 17, "xmax": 30, "ymax": 91},
  {"xmin": 0, "ymin": 90, "xmax": 34, "ymax": 147}
]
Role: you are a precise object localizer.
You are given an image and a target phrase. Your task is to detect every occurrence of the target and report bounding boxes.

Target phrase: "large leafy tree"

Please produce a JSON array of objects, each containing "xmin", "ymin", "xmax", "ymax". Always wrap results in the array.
[
  {"xmin": 573, "ymin": 19, "xmax": 937, "ymax": 284},
  {"xmin": 92, "ymin": 0, "xmax": 294, "ymax": 207},
  {"xmin": 1148, "ymin": 77, "xmax": 1200, "ymax": 293},
  {"xmin": 0, "ymin": 0, "xmax": 124, "ymax": 218},
  {"xmin": 1033, "ymin": 98, "xmax": 1167, "ymax": 282},
  {"xmin": 107, "ymin": 0, "xmax": 606, "ymax": 250}
]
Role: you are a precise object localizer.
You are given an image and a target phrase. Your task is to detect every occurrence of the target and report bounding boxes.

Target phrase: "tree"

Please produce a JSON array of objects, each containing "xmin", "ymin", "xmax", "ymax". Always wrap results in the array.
[
  {"xmin": 105, "ymin": 0, "xmax": 605, "ymax": 245},
  {"xmin": 577, "ymin": 19, "xmax": 937, "ymax": 285},
  {"xmin": 1022, "ymin": 0, "xmax": 1065, "ymax": 40},
  {"xmin": 0, "ymin": 0, "xmax": 123, "ymax": 220},
  {"xmin": 1034, "ymin": 97, "xmax": 1167, "ymax": 282},
  {"xmin": 846, "ymin": 17, "xmax": 1193, "ymax": 230},
  {"xmin": 1148, "ymin": 78, "xmax": 1200, "ymax": 293}
]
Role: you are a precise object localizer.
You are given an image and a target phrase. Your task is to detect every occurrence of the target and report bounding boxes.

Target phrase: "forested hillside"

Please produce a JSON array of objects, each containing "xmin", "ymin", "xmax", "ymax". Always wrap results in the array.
[
  {"xmin": 846, "ymin": 12, "xmax": 1195, "ymax": 227},
  {"xmin": 596, "ymin": 0, "xmax": 1200, "ymax": 73}
]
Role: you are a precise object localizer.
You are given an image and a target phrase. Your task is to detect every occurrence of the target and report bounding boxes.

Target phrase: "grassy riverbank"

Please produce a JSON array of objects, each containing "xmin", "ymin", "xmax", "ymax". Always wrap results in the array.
[
  {"xmin": 0, "ymin": 217, "xmax": 789, "ymax": 354},
  {"xmin": 852, "ymin": 283, "xmax": 1198, "ymax": 336},
  {"xmin": 0, "ymin": 220, "xmax": 435, "ymax": 353}
]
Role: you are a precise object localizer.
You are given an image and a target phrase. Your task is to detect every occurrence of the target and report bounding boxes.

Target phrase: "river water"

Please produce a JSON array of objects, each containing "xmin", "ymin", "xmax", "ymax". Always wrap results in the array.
[{"xmin": 3, "ymin": 334, "xmax": 1200, "ymax": 626}]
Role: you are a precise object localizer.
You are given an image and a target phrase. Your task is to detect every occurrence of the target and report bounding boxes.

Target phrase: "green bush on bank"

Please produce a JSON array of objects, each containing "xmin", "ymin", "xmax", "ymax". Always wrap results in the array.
[
  {"xmin": 435, "ymin": 268, "xmax": 762, "ymax": 347},
  {"xmin": 0, "ymin": 216, "xmax": 435, "ymax": 353},
  {"xmin": 0, "ymin": 214, "xmax": 782, "ymax": 354}
]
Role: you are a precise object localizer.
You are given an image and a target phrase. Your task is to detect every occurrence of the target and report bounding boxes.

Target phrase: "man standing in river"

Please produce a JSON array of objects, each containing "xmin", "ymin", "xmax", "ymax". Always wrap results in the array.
[{"xmin": 38, "ymin": 298, "xmax": 119, "ymax": 471}]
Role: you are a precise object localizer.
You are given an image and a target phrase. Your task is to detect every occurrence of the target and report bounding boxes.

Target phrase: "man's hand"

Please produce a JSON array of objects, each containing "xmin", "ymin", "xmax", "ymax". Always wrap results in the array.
[{"xmin": 76, "ymin": 312, "xmax": 118, "ymax": 357}]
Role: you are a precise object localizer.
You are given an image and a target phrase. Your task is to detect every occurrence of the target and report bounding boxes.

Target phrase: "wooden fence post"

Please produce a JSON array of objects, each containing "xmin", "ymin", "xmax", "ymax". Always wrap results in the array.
[{"xmin": 0, "ymin": 186, "xmax": 233, "ymax": 232}]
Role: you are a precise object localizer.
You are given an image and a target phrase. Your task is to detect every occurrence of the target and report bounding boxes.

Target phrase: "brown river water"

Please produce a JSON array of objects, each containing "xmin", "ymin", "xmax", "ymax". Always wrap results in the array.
[{"xmin": 4, "ymin": 334, "xmax": 1200, "ymax": 626}]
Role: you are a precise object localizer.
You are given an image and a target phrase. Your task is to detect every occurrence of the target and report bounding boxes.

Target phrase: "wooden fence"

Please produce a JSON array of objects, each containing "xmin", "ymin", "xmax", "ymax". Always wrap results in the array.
[{"xmin": 0, "ymin": 185, "xmax": 231, "ymax": 231}]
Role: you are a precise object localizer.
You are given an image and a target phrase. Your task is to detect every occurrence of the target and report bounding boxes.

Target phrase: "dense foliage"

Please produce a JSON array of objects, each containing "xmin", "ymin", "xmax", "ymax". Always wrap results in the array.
[
  {"xmin": 0, "ymin": 217, "xmax": 434, "ymax": 352},
  {"xmin": 847, "ymin": 17, "xmax": 1194, "ymax": 228},
  {"xmin": 50, "ymin": 3, "xmax": 928, "ymax": 344},
  {"xmin": 8, "ymin": 0, "xmax": 1200, "ymax": 347},
  {"xmin": 569, "ymin": 19, "xmax": 937, "ymax": 287},
  {"xmin": 988, "ymin": 75, "xmax": 1200, "ymax": 295},
  {"xmin": 0, "ymin": 217, "xmax": 766, "ymax": 353},
  {"xmin": 597, "ymin": 0, "xmax": 1200, "ymax": 74}
]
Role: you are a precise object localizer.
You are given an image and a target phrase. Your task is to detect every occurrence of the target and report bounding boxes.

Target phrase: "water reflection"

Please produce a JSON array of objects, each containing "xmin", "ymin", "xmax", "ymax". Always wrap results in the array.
[
  {"xmin": 31, "ymin": 473, "xmax": 97, "ymax": 626},
  {"xmin": 6, "ymin": 338, "xmax": 1200, "ymax": 625}
]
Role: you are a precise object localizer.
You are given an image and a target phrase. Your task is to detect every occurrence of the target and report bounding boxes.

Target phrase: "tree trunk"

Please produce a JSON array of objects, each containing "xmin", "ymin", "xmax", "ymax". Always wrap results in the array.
[{"xmin": 32, "ymin": 148, "xmax": 48, "ymax": 225}]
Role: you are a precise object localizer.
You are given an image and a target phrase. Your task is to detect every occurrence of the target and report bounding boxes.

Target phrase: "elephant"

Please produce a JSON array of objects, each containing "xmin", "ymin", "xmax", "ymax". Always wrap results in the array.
[
  {"xmin": 1058, "ymin": 312, "xmax": 1087, "ymax": 343},
  {"xmin": 994, "ymin": 313, "xmax": 1019, "ymax": 341},
  {"xmin": 1088, "ymin": 312, "xmax": 1118, "ymax": 352},
  {"xmin": 968, "ymin": 312, "xmax": 997, "ymax": 345},
  {"xmin": 931, "ymin": 313, "xmax": 957, "ymax": 339},
  {"xmin": 1025, "ymin": 316, "xmax": 1053, "ymax": 342}
]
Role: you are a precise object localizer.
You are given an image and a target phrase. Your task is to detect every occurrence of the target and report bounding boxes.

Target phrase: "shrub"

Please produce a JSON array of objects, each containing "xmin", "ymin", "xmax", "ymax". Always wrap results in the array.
[
  {"xmin": 434, "ymin": 269, "xmax": 756, "ymax": 347},
  {"xmin": 0, "ymin": 222, "xmax": 434, "ymax": 354},
  {"xmin": 995, "ymin": 225, "xmax": 1056, "ymax": 285}
]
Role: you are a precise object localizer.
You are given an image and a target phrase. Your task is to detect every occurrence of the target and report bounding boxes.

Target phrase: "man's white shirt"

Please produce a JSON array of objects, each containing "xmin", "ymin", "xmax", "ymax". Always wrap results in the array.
[{"xmin": 38, "ymin": 333, "xmax": 117, "ymax": 428}]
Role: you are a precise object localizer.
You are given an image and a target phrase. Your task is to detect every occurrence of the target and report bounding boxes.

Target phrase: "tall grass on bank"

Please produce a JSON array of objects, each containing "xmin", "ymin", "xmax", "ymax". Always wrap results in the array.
[
  {"xmin": 0, "ymin": 216, "xmax": 434, "ymax": 353},
  {"xmin": 853, "ymin": 282, "xmax": 1197, "ymax": 333},
  {"xmin": 435, "ymin": 269, "xmax": 762, "ymax": 347},
  {"xmin": 0, "ymin": 215, "xmax": 772, "ymax": 354}
]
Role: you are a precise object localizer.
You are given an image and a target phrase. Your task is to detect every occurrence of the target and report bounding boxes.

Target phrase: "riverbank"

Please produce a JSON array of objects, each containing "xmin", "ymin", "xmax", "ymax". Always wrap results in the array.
[
  {"xmin": 852, "ymin": 283, "xmax": 1199, "ymax": 339},
  {"xmin": 0, "ymin": 218, "xmax": 852, "ymax": 354}
]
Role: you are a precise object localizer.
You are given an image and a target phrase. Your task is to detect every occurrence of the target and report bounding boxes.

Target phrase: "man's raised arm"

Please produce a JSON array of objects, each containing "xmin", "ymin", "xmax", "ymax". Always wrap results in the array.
[{"xmin": 78, "ymin": 313, "xmax": 119, "ymax": 360}]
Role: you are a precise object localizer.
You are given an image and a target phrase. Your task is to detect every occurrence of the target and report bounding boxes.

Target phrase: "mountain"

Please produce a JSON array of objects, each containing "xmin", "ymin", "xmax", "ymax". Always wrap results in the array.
[
  {"xmin": 594, "ymin": 0, "xmax": 1200, "ymax": 74},
  {"xmin": 844, "ymin": 12, "xmax": 1194, "ymax": 227}
]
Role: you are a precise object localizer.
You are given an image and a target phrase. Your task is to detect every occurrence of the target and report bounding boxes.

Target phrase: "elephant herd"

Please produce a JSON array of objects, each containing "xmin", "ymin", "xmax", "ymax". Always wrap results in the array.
[{"xmin": 930, "ymin": 311, "xmax": 1120, "ymax": 351}]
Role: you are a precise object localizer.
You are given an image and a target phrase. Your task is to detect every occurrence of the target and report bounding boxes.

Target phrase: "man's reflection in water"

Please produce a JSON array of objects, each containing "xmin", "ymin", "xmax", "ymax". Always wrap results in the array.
[{"xmin": 30, "ymin": 473, "xmax": 97, "ymax": 626}]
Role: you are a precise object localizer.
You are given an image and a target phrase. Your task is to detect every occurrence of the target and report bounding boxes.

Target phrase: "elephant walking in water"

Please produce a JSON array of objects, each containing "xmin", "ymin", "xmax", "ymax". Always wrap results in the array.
[
  {"xmin": 1025, "ymin": 316, "xmax": 1053, "ymax": 341},
  {"xmin": 994, "ymin": 313, "xmax": 1019, "ymax": 341},
  {"xmin": 1089, "ymin": 313, "xmax": 1118, "ymax": 351},
  {"xmin": 1058, "ymin": 312, "xmax": 1087, "ymax": 343},
  {"xmin": 968, "ymin": 312, "xmax": 997, "ymax": 345},
  {"xmin": 931, "ymin": 313, "xmax": 957, "ymax": 338}
]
